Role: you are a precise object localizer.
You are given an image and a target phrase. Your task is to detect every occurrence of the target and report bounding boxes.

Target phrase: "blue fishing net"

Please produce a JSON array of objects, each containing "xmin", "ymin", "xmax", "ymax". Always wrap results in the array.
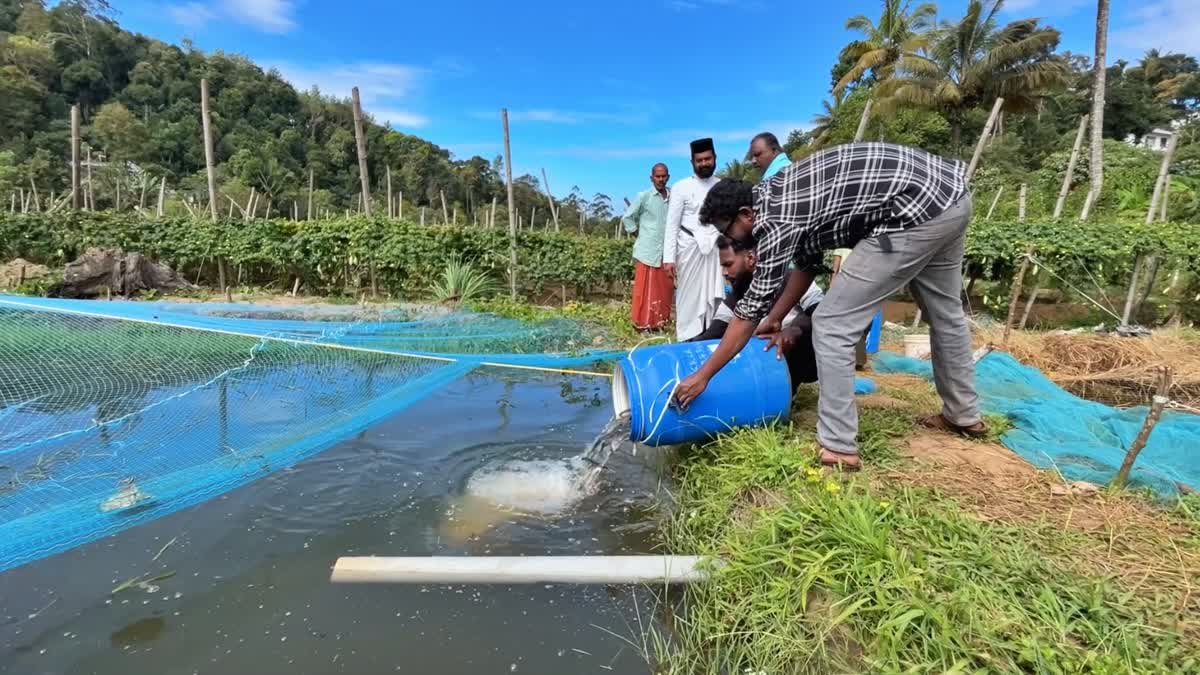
[
  {"xmin": 874, "ymin": 351, "xmax": 1200, "ymax": 495},
  {"xmin": 0, "ymin": 295, "xmax": 622, "ymax": 572}
]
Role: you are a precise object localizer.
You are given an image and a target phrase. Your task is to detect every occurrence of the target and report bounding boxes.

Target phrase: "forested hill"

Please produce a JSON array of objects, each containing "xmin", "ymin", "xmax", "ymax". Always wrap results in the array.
[{"xmin": 0, "ymin": 1, "xmax": 606, "ymax": 229}]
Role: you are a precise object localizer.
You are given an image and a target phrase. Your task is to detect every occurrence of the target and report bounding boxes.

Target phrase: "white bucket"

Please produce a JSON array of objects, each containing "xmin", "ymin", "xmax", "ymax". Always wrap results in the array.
[{"xmin": 904, "ymin": 334, "xmax": 932, "ymax": 359}]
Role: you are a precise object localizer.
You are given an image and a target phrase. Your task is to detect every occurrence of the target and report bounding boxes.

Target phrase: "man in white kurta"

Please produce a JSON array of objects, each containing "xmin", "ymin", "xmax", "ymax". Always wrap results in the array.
[{"xmin": 663, "ymin": 138, "xmax": 724, "ymax": 341}]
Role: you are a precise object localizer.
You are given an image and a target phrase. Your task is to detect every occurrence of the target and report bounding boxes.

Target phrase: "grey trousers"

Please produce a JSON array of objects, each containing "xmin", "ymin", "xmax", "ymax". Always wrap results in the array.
[{"xmin": 812, "ymin": 194, "xmax": 981, "ymax": 455}]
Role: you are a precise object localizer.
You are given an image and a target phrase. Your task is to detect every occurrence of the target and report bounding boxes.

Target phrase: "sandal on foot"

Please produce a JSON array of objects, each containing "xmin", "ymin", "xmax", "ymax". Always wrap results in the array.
[
  {"xmin": 818, "ymin": 447, "xmax": 861, "ymax": 472},
  {"xmin": 920, "ymin": 414, "xmax": 988, "ymax": 439}
]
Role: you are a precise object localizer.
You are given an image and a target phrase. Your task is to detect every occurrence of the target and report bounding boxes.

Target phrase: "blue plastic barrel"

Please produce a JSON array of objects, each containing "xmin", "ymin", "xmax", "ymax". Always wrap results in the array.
[
  {"xmin": 865, "ymin": 310, "xmax": 883, "ymax": 353},
  {"xmin": 611, "ymin": 339, "xmax": 792, "ymax": 446}
]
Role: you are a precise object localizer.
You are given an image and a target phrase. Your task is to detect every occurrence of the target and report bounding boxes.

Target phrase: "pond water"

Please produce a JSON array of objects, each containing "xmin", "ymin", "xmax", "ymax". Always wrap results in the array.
[{"xmin": 1, "ymin": 369, "xmax": 672, "ymax": 675}]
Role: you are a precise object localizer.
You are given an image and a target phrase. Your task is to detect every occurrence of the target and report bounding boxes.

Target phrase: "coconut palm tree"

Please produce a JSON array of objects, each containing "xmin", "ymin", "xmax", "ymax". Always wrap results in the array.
[
  {"xmin": 833, "ymin": 0, "xmax": 938, "ymax": 96},
  {"xmin": 874, "ymin": 0, "xmax": 1068, "ymax": 151},
  {"xmin": 718, "ymin": 160, "xmax": 760, "ymax": 182},
  {"xmin": 810, "ymin": 92, "xmax": 845, "ymax": 148}
]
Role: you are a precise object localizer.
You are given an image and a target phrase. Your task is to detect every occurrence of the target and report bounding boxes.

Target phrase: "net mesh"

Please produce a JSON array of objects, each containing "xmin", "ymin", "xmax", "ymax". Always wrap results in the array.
[
  {"xmin": 0, "ymin": 295, "xmax": 618, "ymax": 572},
  {"xmin": 874, "ymin": 351, "xmax": 1200, "ymax": 495}
]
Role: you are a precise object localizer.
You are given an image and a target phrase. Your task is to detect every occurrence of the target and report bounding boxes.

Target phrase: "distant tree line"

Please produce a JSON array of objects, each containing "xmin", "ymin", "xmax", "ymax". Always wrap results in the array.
[{"xmin": 0, "ymin": 0, "xmax": 621, "ymax": 233}]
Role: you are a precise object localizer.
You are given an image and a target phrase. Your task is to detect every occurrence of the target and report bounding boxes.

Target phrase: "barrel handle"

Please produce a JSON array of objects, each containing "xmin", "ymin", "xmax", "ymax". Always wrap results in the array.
[{"xmin": 641, "ymin": 363, "xmax": 682, "ymax": 444}]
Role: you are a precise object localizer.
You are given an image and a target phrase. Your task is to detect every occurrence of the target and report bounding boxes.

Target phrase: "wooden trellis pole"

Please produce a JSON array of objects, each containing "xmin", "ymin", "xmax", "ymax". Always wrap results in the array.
[
  {"xmin": 70, "ymin": 104, "xmax": 81, "ymax": 210},
  {"xmin": 985, "ymin": 187, "xmax": 1003, "ymax": 220},
  {"xmin": 541, "ymin": 168, "xmax": 560, "ymax": 231},
  {"xmin": 200, "ymin": 78, "xmax": 227, "ymax": 298},
  {"xmin": 966, "ymin": 98, "xmax": 1004, "ymax": 182},
  {"xmin": 386, "ymin": 166, "xmax": 393, "ymax": 218},
  {"xmin": 351, "ymin": 87, "xmax": 372, "ymax": 216},
  {"xmin": 1145, "ymin": 133, "xmax": 1178, "ymax": 225},
  {"xmin": 503, "ymin": 109, "xmax": 517, "ymax": 299},
  {"xmin": 1054, "ymin": 115, "xmax": 1088, "ymax": 219},
  {"xmin": 853, "ymin": 99, "xmax": 872, "ymax": 143},
  {"xmin": 85, "ymin": 148, "xmax": 94, "ymax": 211},
  {"xmin": 307, "ymin": 167, "xmax": 315, "ymax": 221},
  {"xmin": 1003, "ymin": 244, "xmax": 1036, "ymax": 347}
]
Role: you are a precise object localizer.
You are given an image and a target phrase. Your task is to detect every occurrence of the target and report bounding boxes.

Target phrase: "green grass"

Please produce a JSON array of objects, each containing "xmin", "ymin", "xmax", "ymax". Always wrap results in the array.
[
  {"xmin": 470, "ymin": 297, "xmax": 646, "ymax": 348},
  {"xmin": 654, "ymin": 415, "xmax": 1198, "ymax": 674}
]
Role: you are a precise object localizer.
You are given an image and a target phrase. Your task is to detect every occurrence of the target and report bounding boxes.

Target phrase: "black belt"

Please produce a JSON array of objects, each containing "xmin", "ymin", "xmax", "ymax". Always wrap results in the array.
[{"xmin": 679, "ymin": 225, "xmax": 694, "ymax": 237}]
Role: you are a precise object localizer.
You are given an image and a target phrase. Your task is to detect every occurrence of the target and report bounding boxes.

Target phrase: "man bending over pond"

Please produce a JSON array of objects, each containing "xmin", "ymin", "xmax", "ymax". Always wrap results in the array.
[{"xmin": 672, "ymin": 142, "xmax": 985, "ymax": 471}]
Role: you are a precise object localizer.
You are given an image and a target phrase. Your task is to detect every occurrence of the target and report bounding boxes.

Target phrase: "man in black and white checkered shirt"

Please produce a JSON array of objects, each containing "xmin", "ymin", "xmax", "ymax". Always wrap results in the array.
[{"xmin": 673, "ymin": 142, "xmax": 986, "ymax": 471}]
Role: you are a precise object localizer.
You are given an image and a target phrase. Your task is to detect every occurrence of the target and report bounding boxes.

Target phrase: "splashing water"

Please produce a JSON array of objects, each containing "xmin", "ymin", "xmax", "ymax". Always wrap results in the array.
[{"xmin": 463, "ymin": 413, "xmax": 632, "ymax": 514}]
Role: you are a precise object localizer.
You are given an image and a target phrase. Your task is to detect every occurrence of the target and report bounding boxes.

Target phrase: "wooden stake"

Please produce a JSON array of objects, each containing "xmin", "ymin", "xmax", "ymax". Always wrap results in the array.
[
  {"xmin": 350, "ymin": 87, "xmax": 372, "ymax": 216},
  {"xmin": 452, "ymin": 207, "xmax": 458, "ymax": 225},
  {"xmin": 1018, "ymin": 184, "xmax": 1027, "ymax": 223},
  {"xmin": 307, "ymin": 167, "xmax": 314, "ymax": 221},
  {"xmin": 70, "ymin": 104, "xmax": 82, "ymax": 210},
  {"xmin": 1019, "ymin": 272, "xmax": 1042, "ymax": 330},
  {"xmin": 1121, "ymin": 253, "xmax": 1143, "ymax": 326},
  {"xmin": 1079, "ymin": 189, "xmax": 1096, "ymax": 221},
  {"xmin": 853, "ymin": 99, "xmax": 872, "ymax": 143},
  {"xmin": 157, "ymin": 176, "xmax": 166, "ymax": 216},
  {"xmin": 1088, "ymin": 0, "xmax": 1110, "ymax": 214},
  {"xmin": 966, "ymin": 98, "xmax": 1004, "ymax": 182},
  {"xmin": 1145, "ymin": 133, "xmax": 1178, "ymax": 224},
  {"xmin": 200, "ymin": 79, "xmax": 219, "ymax": 222},
  {"xmin": 1161, "ymin": 174, "xmax": 1169, "ymax": 221},
  {"xmin": 264, "ymin": 199, "xmax": 272, "ymax": 220},
  {"xmin": 440, "ymin": 189, "xmax": 449, "ymax": 224},
  {"xmin": 985, "ymin": 187, "xmax": 1003, "ymax": 220},
  {"xmin": 1054, "ymin": 114, "xmax": 1089, "ymax": 219},
  {"xmin": 420, "ymin": 207, "xmax": 425, "ymax": 226},
  {"xmin": 490, "ymin": 195, "xmax": 497, "ymax": 228},
  {"xmin": 1110, "ymin": 367, "xmax": 1172, "ymax": 490},
  {"xmin": 201, "ymin": 78, "xmax": 227, "ymax": 296},
  {"xmin": 138, "ymin": 177, "xmax": 148, "ymax": 210},
  {"xmin": 502, "ymin": 109, "xmax": 518, "ymax": 300},
  {"xmin": 293, "ymin": 200, "xmax": 298, "ymax": 221},
  {"xmin": 30, "ymin": 177, "xmax": 40, "ymax": 213},
  {"xmin": 386, "ymin": 166, "xmax": 393, "ymax": 219},
  {"xmin": 1003, "ymin": 244, "xmax": 1035, "ymax": 346},
  {"xmin": 85, "ymin": 148, "xmax": 94, "ymax": 211},
  {"xmin": 398, "ymin": 192, "xmax": 403, "ymax": 219},
  {"xmin": 531, "ymin": 205, "xmax": 537, "ymax": 230},
  {"xmin": 541, "ymin": 168, "xmax": 560, "ymax": 231},
  {"xmin": 244, "ymin": 187, "xmax": 256, "ymax": 223}
]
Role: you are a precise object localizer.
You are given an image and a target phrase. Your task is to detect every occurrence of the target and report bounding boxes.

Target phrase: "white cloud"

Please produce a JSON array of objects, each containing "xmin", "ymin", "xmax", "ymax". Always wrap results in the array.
[
  {"xmin": 223, "ymin": 0, "xmax": 297, "ymax": 34},
  {"xmin": 268, "ymin": 61, "xmax": 430, "ymax": 130},
  {"xmin": 1113, "ymin": 0, "xmax": 1200, "ymax": 57},
  {"xmin": 269, "ymin": 61, "xmax": 424, "ymax": 102},
  {"xmin": 167, "ymin": 2, "xmax": 216, "ymax": 29},
  {"xmin": 168, "ymin": 0, "xmax": 297, "ymax": 34},
  {"xmin": 367, "ymin": 109, "xmax": 429, "ymax": 129}
]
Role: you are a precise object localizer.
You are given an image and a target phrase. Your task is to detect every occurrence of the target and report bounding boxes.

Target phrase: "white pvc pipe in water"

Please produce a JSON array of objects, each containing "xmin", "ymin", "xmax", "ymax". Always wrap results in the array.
[{"xmin": 330, "ymin": 555, "xmax": 710, "ymax": 585}]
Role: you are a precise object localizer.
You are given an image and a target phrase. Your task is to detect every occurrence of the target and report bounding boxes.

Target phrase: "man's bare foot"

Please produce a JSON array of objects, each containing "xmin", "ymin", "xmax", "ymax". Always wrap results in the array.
[{"xmin": 818, "ymin": 447, "xmax": 861, "ymax": 472}]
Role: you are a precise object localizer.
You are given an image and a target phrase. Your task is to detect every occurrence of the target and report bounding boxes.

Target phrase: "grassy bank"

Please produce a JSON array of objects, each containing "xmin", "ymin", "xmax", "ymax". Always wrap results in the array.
[{"xmin": 656, "ymin": 378, "xmax": 1200, "ymax": 674}]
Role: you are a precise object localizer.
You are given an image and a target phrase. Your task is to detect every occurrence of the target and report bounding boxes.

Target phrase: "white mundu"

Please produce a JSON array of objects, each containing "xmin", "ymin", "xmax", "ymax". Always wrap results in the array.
[{"xmin": 663, "ymin": 174, "xmax": 723, "ymax": 341}]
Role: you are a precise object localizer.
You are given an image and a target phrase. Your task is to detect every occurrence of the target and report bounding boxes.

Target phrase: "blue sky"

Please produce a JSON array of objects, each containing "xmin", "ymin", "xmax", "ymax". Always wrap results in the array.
[{"xmin": 116, "ymin": 0, "xmax": 1197, "ymax": 206}]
